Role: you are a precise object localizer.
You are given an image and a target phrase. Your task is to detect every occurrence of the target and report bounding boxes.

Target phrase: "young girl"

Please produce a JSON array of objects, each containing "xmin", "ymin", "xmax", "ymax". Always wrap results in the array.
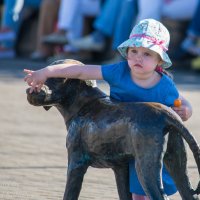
[{"xmin": 24, "ymin": 19, "xmax": 192, "ymax": 200}]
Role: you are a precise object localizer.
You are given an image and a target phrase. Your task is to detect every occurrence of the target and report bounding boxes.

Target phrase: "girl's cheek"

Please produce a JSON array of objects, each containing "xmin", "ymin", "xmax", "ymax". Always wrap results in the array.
[
  {"xmin": 127, "ymin": 60, "xmax": 134, "ymax": 69},
  {"xmin": 126, "ymin": 55, "xmax": 131, "ymax": 60}
]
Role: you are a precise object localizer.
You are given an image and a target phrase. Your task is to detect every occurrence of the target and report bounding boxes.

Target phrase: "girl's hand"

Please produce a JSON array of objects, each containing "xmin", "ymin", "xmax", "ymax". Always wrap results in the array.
[
  {"xmin": 172, "ymin": 97, "xmax": 192, "ymax": 121},
  {"xmin": 24, "ymin": 68, "xmax": 47, "ymax": 93},
  {"xmin": 172, "ymin": 104, "xmax": 192, "ymax": 121}
]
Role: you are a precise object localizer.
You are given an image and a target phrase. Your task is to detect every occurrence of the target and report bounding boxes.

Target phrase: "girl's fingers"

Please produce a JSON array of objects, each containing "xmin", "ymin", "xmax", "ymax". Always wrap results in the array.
[
  {"xmin": 24, "ymin": 71, "xmax": 34, "ymax": 81},
  {"xmin": 24, "ymin": 69, "xmax": 34, "ymax": 74},
  {"xmin": 24, "ymin": 69, "xmax": 44, "ymax": 94},
  {"xmin": 29, "ymin": 86, "xmax": 34, "ymax": 94},
  {"xmin": 172, "ymin": 106, "xmax": 182, "ymax": 111},
  {"xmin": 29, "ymin": 80, "xmax": 38, "ymax": 93},
  {"xmin": 37, "ymin": 83, "xmax": 43, "ymax": 92},
  {"xmin": 24, "ymin": 75, "xmax": 31, "ymax": 82}
]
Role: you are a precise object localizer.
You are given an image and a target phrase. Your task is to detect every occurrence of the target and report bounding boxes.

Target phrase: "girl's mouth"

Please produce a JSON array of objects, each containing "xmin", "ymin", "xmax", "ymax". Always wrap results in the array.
[{"xmin": 134, "ymin": 64, "xmax": 142, "ymax": 68}]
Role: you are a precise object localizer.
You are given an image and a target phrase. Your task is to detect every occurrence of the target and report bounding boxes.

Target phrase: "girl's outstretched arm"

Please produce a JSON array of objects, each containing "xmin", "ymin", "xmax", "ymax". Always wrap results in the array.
[{"xmin": 24, "ymin": 64, "xmax": 102, "ymax": 93}]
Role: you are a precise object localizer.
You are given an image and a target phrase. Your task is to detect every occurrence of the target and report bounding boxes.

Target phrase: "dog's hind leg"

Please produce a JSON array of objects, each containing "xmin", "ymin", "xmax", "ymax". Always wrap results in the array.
[
  {"xmin": 164, "ymin": 132, "xmax": 200, "ymax": 200},
  {"xmin": 113, "ymin": 165, "xmax": 132, "ymax": 200}
]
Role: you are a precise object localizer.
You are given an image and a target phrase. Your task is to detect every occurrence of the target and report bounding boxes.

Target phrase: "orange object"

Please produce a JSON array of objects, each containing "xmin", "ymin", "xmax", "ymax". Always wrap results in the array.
[{"xmin": 174, "ymin": 99, "xmax": 182, "ymax": 107}]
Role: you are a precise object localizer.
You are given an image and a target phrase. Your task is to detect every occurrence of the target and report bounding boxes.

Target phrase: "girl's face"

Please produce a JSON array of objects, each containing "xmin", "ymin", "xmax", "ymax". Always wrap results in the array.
[{"xmin": 127, "ymin": 47, "xmax": 163, "ymax": 75}]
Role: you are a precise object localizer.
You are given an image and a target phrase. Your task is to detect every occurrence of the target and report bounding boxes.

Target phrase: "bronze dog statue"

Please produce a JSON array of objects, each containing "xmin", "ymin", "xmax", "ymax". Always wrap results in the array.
[{"xmin": 26, "ymin": 59, "xmax": 200, "ymax": 200}]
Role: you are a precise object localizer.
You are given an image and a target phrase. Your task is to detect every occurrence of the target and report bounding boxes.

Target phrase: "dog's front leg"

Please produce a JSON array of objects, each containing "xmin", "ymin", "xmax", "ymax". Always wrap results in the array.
[
  {"xmin": 113, "ymin": 165, "xmax": 132, "ymax": 200},
  {"xmin": 63, "ymin": 152, "xmax": 89, "ymax": 200}
]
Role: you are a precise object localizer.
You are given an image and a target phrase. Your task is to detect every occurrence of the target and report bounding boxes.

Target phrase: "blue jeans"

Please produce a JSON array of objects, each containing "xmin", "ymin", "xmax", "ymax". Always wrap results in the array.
[
  {"xmin": 129, "ymin": 160, "xmax": 177, "ymax": 195},
  {"xmin": 1, "ymin": 0, "xmax": 41, "ymax": 47},
  {"xmin": 94, "ymin": 0, "xmax": 138, "ymax": 50},
  {"xmin": 188, "ymin": 0, "xmax": 200, "ymax": 36},
  {"xmin": 2, "ymin": 0, "xmax": 41, "ymax": 33}
]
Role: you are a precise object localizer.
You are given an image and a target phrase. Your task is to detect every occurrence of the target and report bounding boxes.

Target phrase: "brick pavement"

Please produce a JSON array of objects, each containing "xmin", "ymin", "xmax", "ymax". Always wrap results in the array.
[{"xmin": 0, "ymin": 59, "xmax": 200, "ymax": 200}]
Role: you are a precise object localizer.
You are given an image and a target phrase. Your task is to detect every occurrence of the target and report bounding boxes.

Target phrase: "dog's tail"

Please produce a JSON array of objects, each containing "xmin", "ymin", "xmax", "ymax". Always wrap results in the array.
[{"xmin": 168, "ymin": 117, "xmax": 200, "ymax": 195}]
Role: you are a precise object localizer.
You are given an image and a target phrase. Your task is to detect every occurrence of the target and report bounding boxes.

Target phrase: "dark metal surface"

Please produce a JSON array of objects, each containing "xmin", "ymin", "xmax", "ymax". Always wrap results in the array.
[{"xmin": 26, "ymin": 60, "xmax": 200, "ymax": 200}]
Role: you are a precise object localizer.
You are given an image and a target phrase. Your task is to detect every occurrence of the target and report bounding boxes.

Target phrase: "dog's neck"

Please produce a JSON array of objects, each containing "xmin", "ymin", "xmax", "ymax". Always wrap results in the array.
[{"xmin": 57, "ymin": 86, "xmax": 107, "ymax": 125}]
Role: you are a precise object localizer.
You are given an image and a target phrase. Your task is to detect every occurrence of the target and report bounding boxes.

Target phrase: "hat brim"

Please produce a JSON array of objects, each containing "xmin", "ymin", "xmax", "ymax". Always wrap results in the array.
[{"xmin": 117, "ymin": 38, "xmax": 172, "ymax": 69}]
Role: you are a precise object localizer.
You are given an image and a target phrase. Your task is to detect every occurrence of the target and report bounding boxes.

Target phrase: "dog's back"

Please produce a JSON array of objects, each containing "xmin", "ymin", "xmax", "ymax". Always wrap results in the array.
[{"xmin": 67, "ymin": 99, "xmax": 175, "ymax": 168}]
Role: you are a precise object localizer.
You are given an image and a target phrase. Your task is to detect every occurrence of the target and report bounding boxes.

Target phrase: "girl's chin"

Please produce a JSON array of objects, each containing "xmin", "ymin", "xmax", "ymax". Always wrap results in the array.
[{"xmin": 132, "ymin": 66, "xmax": 144, "ymax": 71}]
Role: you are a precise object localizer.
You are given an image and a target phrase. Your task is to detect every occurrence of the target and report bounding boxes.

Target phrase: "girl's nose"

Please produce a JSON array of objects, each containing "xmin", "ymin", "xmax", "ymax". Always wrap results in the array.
[{"xmin": 135, "ymin": 54, "xmax": 143, "ymax": 62}]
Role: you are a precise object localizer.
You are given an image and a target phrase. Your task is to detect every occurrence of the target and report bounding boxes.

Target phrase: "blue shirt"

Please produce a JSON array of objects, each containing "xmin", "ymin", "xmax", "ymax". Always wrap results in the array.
[{"xmin": 101, "ymin": 61, "xmax": 179, "ymax": 195}]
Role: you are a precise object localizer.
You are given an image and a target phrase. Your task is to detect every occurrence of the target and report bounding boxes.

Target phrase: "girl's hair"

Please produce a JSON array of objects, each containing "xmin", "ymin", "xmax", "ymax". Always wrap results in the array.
[{"xmin": 155, "ymin": 66, "xmax": 173, "ymax": 79}]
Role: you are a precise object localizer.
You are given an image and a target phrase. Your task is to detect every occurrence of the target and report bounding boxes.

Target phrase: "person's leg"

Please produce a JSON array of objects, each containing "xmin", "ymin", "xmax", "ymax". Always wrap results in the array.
[
  {"xmin": 1, "ymin": 0, "xmax": 18, "ymax": 32},
  {"xmin": 0, "ymin": 0, "xmax": 41, "ymax": 58},
  {"xmin": 188, "ymin": 0, "xmax": 200, "ymax": 36},
  {"xmin": 112, "ymin": 0, "xmax": 138, "ymax": 50},
  {"xmin": 31, "ymin": 0, "xmax": 60, "ymax": 59},
  {"xmin": 57, "ymin": 0, "xmax": 79, "ymax": 33},
  {"xmin": 178, "ymin": 0, "xmax": 200, "ymax": 57},
  {"xmin": 43, "ymin": 0, "xmax": 101, "ymax": 60},
  {"xmin": 62, "ymin": 0, "xmax": 101, "ymax": 56},
  {"xmin": 94, "ymin": 0, "xmax": 122, "ymax": 36},
  {"xmin": 136, "ymin": 0, "xmax": 162, "ymax": 22},
  {"xmin": 132, "ymin": 194, "xmax": 150, "ymax": 200},
  {"xmin": 67, "ymin": 0, "xmax": 101, "ymax": 43},
  {"xmin": 103, "ymin": 0, "xmax": 137, "ymax": 63},
  {"xmin": 24, "ymin": 0, "xmax": 41, "ymax": 8},
  {"xmin": 69, "ymin": 0, "xmax": 122, "ymax": 51},
  {"xmin": 0, "ymin": 0, "xmax": 22, "ymax": 57},
  {"xmin": 162, "ymin": 0, "xmax": 198, "ymax": 20},
  {"xmin": 2, "ymin": 0, "xmax": 41, "ymax": 34},
  {"xmin": 43, "ymin": 0, "xmax": 85, "ymax": 45}
]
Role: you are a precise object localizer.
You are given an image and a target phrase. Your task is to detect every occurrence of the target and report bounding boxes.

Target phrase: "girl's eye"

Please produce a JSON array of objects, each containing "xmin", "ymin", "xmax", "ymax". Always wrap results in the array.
[
  {"xmin": 131, "ymin": 49, "xmax": 137, "ymax": 53},
  {"xmin": 144, "ymin": 52, "xmax": 151, "ymax": 56}
]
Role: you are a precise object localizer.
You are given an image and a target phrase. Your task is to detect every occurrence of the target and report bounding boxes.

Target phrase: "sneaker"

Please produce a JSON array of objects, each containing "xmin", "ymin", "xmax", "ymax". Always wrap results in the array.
[
  {"xmin": 0, "ymin": 46, "xmax": 15, "ymax": 59},
  {"xmin": 42, "ymin": 32, "xmax": 68, "ymax": 45},
  {"xmin": 192, "ymin": 57, "xmax": 200, "ymax": 71},
  {"xmin": 70, "ymin": 35, "xmax": 105, "ymax": 52},
  {"xmin": 0, "ymin": 27, "xmax": 16, "ymax": 42}
]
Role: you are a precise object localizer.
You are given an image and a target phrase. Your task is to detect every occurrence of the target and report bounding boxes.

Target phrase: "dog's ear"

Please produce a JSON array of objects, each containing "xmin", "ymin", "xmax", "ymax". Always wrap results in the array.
[{"xmin": 43, "ymin": 106, "xmax": 52, "ymax": 111}]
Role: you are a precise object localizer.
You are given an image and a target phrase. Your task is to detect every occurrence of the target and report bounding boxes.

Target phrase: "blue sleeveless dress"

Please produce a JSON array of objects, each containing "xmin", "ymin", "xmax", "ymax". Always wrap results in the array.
[{"xmin": 101, "ymin": 61, "xmax": 178, "ymax": 195}]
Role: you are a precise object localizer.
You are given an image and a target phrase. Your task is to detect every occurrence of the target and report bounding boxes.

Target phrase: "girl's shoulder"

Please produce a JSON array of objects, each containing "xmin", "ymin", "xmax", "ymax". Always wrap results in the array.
[
  {"xmin": 102, "ymin": 61, "xmax": 128, "ymax": 70},
  {"xmin": 160, "ymin": 74, "xmax": 179, "ymax": 106},
  {"xmin": 161, "ymin": 73, "xmax": 176, "ymax": 87},
  {"xmin": 101, "ymin": 61, "xmax": 129, "ymax": 81}
]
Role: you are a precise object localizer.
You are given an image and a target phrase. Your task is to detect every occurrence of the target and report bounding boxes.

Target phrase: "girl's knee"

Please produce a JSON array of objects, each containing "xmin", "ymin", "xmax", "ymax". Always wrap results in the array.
[{"xmin": 132, "ymin": 193, "xmax": 150, "ymax": 200}]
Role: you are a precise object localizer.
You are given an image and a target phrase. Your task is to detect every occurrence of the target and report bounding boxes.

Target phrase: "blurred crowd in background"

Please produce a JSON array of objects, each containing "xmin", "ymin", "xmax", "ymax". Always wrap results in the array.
[{"xmin": 0, "ymin": 0, "xmax": 200, "ymax": 71}]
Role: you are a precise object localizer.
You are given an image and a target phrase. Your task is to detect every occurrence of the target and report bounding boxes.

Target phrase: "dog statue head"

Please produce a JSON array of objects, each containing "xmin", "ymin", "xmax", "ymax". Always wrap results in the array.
[{"xmin": 26, "ymin": 59, "xmax": 105, "ymax": 118}]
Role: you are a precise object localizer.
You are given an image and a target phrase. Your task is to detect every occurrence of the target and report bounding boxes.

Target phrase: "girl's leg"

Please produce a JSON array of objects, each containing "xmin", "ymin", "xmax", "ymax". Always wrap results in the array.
[{"xmin": 132, "ymin": 193, "xmax": 150, "ymax": 200}]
